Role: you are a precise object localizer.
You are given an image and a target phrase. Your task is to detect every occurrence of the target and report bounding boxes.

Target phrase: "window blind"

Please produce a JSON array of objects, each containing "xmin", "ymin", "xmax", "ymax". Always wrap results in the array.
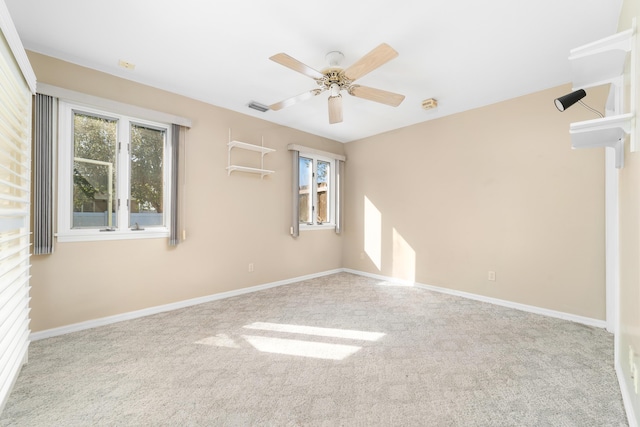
[{"xmin": 0, "ymin": 5, "xmax": 35, "ymax": 413}]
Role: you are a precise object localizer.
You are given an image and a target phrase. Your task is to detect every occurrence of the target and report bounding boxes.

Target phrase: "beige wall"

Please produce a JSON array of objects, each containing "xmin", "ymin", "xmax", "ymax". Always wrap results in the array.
[
  {"xmin": 618, "ymin": 0, "xmax": 640, "ymax": 422},
  {"xmin": 30, "ymin": 51, "xmax": 612, "ymax": 333},
  {"xmin": 343, "ymin": 84, "xmax": 609, "ymax": 319},
  {"xmin": 28, "ymin": 52, "xmax": 345, "ymax": 332}
]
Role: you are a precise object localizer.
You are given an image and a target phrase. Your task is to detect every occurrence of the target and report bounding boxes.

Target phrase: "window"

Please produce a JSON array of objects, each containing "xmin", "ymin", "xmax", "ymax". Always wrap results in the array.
[
  {"xmin": 298, "ymin": 153, "xmax": 336, "ymax": 228},
  {"xmin": 289, "ymin": 144, "xmax": 344, "ymax": 236},
  {"xmin": 58, "ymin": 101, "xmax": 172, "ymax": 241}
]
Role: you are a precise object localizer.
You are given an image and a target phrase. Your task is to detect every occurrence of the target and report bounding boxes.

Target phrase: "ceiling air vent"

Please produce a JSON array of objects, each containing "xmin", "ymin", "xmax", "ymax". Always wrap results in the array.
[{"xmin": 248, "ymin": 101, "xmax": 269, "ymax": 112}]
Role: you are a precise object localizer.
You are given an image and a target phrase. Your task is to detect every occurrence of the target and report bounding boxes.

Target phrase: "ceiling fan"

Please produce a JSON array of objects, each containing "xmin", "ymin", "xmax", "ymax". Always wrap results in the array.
[{"xmin": 268, "ymin": 43, "xmax": 405, "ymax": 124}]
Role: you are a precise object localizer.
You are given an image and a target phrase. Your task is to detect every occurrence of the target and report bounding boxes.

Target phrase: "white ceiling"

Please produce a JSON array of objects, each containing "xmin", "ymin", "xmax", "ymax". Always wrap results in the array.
[{"xmin": 5, "ymin": 0, "xmax": 623, "ymax": 143}]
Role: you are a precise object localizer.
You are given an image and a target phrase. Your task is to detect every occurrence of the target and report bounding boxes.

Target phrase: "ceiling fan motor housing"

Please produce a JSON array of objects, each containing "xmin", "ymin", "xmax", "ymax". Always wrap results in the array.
[{"xmin": 318, "ymin": 67, "xmax": 352, "ymax": 94}]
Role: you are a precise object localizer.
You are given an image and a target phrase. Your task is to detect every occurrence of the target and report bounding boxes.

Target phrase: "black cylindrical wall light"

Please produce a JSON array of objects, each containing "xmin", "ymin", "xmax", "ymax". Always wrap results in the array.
[{"xmin": 554, "ymin": 89, "xmax": 586, "ymax": 112}]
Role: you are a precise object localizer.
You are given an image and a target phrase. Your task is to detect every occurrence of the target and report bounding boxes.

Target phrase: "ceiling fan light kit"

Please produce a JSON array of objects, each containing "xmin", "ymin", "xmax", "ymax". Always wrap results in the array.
[{"xmin": 269, "ymin": 43, "xmax": 406, "ymax": 124}]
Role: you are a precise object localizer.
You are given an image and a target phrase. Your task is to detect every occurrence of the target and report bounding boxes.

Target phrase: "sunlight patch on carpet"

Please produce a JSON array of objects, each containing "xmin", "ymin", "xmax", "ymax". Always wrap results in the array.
[
  {"xmin": 242, "ymin": 335, "xmax": 361, "ymax": 360},
  {"xmin": 243, "ymin": 322, "xmax": 385, "ymax": 341},
  {"xmin": 194, "ymin": 334, "xmax": 240, "ymax": 348}
]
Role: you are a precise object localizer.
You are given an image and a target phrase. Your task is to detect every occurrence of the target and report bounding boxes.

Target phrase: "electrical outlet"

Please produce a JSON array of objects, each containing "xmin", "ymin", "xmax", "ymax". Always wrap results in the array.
[
  {"xmin": 630, "ymin": 346, "xmax": 635, "ymax": 373},
  {"xmin": 248, "ymin": 263, "xmax": 254, "ymax": 272},
  {"xmin": 488, "ymin": 271, "xmax": 496, "ymax": 281}
]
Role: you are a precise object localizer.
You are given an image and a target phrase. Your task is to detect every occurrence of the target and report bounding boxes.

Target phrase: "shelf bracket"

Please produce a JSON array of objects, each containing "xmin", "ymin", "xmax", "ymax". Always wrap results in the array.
[{"xmin": 613, "ymin": 139, "xmax": 624, "ymax": 169}]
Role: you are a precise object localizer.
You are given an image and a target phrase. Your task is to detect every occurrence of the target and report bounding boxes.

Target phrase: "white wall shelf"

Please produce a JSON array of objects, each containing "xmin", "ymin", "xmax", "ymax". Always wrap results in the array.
[
  {"xmin": 228, "ymin": 140, "xmax": 275, "ymax": 155},
  {"xmin": 226, "ymin": 129, "xmax": 275, "ymax": 178},
  {"xmin": 569, "ymin": 28, "xmax": 634, "ymax": 89},
  {"xmin": 570, "ymin": 113, "xmax": 633, "ymax": 168},
  {"xmin": 226, "ymin": 165, "xmax": 275, "ymax": 175},
  {"xmin": 566, "ymin": 20, "xmax": 636, "ymax": 168}
]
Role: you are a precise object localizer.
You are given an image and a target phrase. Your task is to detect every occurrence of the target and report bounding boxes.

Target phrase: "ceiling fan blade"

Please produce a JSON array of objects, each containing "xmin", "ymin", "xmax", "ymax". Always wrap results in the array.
[
  {"xmin": 270, "ymin": 89, "xmax": 323, "ymax": 111},
  {"xmin": 343, "ymin": 43, "xmax": 399, "ymax": 81},
  {"xmin": 270, "ymin": 53, "xmax": 325, "ymax": 80},
  {"xmin": 328, "ymin": 95, "xmax": 343, "ymax": 124},
  {"xmin": 349, "ymin": 85, "xmax": 405, "ymax": 107}
]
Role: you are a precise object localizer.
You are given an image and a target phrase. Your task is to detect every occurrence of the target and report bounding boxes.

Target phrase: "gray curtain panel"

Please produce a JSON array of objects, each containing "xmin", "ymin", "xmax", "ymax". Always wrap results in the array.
[
  {"xmin": 291, "ymin": 150, "xmax": 299, "ymax": 237},
  {"xmin": 335, "ymin": 159, "xmax": 344, "ymax": 234},
  {"xmin": 33, "ymin": 93, "xmax": 55, "ymax": 255},
  {"xmin": 169, "ymin": 124, "xmax": 181, "ymax": 246}
]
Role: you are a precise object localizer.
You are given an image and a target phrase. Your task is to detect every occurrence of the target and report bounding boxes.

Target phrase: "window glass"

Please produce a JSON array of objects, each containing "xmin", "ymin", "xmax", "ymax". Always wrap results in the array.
[
  {"xmin": 296, "ymin": 153, "xmax": 336, "ymax": 228},
  {"xmin": 72, "ymin": 112, "xmax": 117, "ymax": 229},
  {"xmin": 130, "ymin": 123, "xmax": 165, "ymax": 228},
  {"xmin": 299, "ymin": 157, "xmax": 312, "ymax": 224},
  {"xmin": 317, "ymin": 160, "xmax": 330, "ymax": 224}
]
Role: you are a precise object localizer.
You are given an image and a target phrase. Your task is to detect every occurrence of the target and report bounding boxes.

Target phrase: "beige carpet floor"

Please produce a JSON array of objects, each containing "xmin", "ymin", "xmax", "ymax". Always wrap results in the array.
[{"xmin": 0, "ymin": 272, "xmax": 628, "ymax": 426}]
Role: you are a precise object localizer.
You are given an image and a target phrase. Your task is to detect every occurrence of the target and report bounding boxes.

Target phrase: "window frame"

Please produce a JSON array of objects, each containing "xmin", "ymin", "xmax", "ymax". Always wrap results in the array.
[
  {"xmin": 57, "ymin": 100, "xmax": 172, "ymax": 242},
  {"xmin": 298, "ymin": 152, "xmax": 337, "ymax": 231}
]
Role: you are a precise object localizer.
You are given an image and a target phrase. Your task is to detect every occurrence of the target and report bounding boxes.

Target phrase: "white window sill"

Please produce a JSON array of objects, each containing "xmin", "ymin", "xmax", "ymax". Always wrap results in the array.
[
  {"xmin": 299, "ymin": 223, "xmax": 336, "ymax": 231},
  {"xmin": 56, "ymin": 228, "xmax": 169, "ymax": 243}
]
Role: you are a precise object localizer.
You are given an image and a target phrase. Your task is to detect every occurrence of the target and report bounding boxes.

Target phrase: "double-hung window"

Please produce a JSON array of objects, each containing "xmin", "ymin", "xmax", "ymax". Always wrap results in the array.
[
  {"xmin": 57, "ymin": 101, "xmax": 172, "ymax": 241},
  {"xmin": 298, "ymin": 153, "xmax": 336, "ymax": 229}
]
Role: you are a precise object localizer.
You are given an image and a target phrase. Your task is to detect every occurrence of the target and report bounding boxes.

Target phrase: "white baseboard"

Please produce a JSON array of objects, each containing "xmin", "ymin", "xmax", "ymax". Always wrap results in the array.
[
  {"xmin": 30, "ymin": 269, "xmax": 343, "ymax": 341},
  {"xmin": 30, "ymin": 267, "xmax": 606, "ymax": 340},
  {"xmin": 342, "ymin": 269, "xmax": 607, "ymax": 329}
]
